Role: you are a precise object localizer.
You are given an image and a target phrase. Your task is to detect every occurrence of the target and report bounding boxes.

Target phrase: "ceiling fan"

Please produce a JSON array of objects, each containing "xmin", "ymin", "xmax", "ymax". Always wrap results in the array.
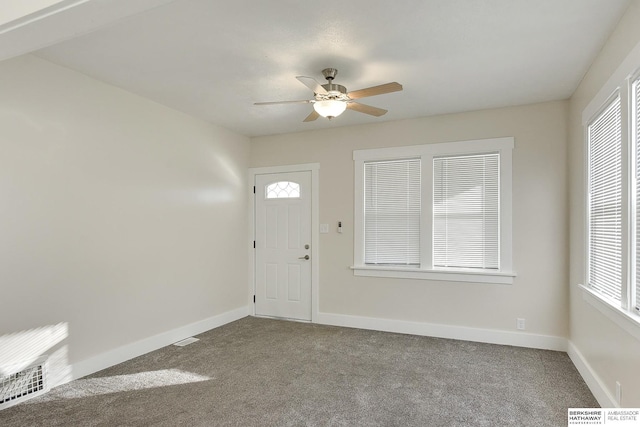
[{"xmin": 254, "ymin": 68, "xmax": 403, "ymax": 122}]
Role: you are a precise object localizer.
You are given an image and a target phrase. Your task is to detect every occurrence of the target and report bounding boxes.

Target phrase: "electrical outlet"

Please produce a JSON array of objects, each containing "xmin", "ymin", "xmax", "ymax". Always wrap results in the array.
[
  {"xmin": 517, "ymin": 318, "xmax": 525, "ymax": 330},
  {"xmin": 616, "ymin": 381, "xmax": 622, "ymax": 405}
]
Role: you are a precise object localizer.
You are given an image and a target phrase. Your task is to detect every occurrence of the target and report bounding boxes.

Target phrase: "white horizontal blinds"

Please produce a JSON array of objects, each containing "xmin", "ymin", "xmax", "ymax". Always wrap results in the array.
[
  {"xmin": 588, "ymin": 95, "xmax": 622, "ymax": 302},
  {"xmin": 433, "ymin": 153, "xmax": 500, "ymax": 269},
  {"xmin": 634, "ymin": 76, "xmax": 640, "ymax": 312},
  {"xmin": 364, "ymin": 159, "xmax": 421, "ymax": 265}
]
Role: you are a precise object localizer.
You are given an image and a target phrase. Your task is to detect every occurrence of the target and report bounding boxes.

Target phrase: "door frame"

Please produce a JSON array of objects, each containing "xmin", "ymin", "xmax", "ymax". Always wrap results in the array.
[{"xmin": 248, "ymin": 163, "xmax": 320, "ymax": 322}]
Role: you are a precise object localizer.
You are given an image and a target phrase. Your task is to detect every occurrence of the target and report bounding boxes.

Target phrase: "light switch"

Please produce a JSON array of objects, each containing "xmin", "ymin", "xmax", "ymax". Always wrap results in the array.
[{"xmin": 320, "ymin": 224, "xmax": 329, "ymax": 234}]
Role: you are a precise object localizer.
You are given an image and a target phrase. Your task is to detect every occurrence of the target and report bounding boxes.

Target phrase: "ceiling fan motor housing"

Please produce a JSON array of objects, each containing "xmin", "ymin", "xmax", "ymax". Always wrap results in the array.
[
  {"xmin": 320, "ymin": 68, "xmax": 347, "ymax": 98},
  {"xmin": 321, "ymin": 83, "xmax": 347, "ymax": 96},
  {"xmin": 317, "ymin": 83, "xmax": 349, "ymax": 105}
]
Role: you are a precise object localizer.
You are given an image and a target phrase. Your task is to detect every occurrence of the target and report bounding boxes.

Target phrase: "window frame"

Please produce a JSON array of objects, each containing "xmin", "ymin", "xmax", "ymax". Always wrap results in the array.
[
  {"xmin": 585, "ymin": 91, "xmax": 624, "ymax": 306},
  {"xmin": 364, "ymin": 158, "xmax": 421, "ymax": 266},
  {"xmin": 633, "ymin": 70, "xmax": 640, "ymax": 315},
  {"xmin": 352, "ymin": 137, "xmax": 515, "ymax": 285},
  {"xmin": 433, "ymin": 152, "xmax": 501, "ymax": 270},
  {"xmin": 581, "ymin": 68, "xmax": 640, "ymax": 339}
]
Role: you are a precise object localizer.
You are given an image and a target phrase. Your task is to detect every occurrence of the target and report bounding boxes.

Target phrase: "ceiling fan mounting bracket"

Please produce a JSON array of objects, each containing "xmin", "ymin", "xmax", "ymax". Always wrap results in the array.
[{"xmin": 321, "ymin": 68, "xmax": 338, "ymax": 81}]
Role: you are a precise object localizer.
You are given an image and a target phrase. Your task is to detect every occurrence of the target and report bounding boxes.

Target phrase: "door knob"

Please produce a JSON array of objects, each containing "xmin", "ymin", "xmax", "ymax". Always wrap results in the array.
[{"xmin": 298, "ymin": 255, "xmax": 310, "ymax": 260}]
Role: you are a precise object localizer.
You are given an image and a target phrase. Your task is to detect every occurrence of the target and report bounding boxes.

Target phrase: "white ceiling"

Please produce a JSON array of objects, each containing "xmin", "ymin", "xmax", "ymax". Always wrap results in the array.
[{"xmin": 2, "ymin": 0, "xmax": 633, "ymax": 137}]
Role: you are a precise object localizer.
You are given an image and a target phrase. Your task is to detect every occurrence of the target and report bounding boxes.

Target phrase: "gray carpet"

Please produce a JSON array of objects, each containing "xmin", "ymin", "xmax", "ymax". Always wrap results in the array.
[{"xmin": 0, "ymin": 316, "xmax": 597, "ymax": 426}]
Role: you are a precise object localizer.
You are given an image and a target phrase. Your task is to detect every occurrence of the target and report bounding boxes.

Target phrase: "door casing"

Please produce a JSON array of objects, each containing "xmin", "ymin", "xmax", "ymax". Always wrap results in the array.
[{"xmin": 248, "ymin": 163, "xmax": 320, "ymax": 322}]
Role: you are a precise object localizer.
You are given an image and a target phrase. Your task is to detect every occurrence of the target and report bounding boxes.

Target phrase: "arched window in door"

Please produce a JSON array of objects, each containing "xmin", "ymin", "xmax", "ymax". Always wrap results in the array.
[{"xmin": 265, "ymin": 181, "xmax": 301, "ymax": 199}]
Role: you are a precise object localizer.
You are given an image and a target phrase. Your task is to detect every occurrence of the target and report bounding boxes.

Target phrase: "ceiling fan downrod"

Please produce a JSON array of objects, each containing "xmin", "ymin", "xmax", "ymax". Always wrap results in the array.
[{"xmin": 319, "ymin": 68, "xmax": 347, "ymax": 98}]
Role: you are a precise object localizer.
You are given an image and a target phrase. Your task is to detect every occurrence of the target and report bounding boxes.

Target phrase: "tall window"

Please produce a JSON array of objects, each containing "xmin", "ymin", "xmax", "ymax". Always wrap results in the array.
[
  {"xmin": 587, "ymin": 95, "xmax": 622, "ymax": 302},
  {"xmin": 634, "ymin": 75, "xmax": 640, "ymax": 313},
  {"xmin": 353, "ymin": 137, "xmax": 514, "ymax": 284},
  {"xmin": 584, "ymin": 71, "xmax": 640, "ymax": 321}
]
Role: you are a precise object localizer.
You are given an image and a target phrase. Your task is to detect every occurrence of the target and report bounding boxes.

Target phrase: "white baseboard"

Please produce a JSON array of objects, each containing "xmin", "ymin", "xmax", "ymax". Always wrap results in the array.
[
  {"xmin": 56, "ymin": 308, "xmax": 609, "ymax": 408},
  {"xmin": 64, "ymin": 306, "xmax": 250, "ymax": 386},
  {"xmin": 316, "ymin": 312, "xmax": 568, "ymax": 351},
  {"xmin": 567, "ymin": 341, "xmax": 617, "ymax": 408}
]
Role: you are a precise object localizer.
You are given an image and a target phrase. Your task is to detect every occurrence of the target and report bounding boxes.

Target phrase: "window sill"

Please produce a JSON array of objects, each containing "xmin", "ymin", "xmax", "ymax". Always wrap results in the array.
[
  {"xmin": 351, "ymin": 265, "xmax": 515, "ymax": 284},
  {"xmin": 578, "ymin": 284, "xmax": 640, "ymax": 343}
]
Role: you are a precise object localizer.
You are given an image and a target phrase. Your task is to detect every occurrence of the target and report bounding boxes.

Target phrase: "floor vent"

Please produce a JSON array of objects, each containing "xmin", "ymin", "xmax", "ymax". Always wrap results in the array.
[
  {"xmin": 0, "ymin": 356, "xmax": 49, "ymax": 411},
  {"xmin": 173, "ymin": 337, "xmax": 199, "ymax": 347}
]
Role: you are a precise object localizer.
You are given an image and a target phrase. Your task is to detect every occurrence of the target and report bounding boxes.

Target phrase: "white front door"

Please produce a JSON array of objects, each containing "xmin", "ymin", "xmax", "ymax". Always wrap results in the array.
[{"xmin": 255, "ymin": 171, "xmax": 312, "ymax": 321}]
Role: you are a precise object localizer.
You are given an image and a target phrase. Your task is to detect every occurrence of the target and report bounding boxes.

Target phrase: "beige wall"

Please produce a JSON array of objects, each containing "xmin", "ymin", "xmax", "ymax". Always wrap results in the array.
[
  {"xmin": 569, "ymin": 1, "xmax": 640, "ymax": 407},
  {"xmin": 0, "ymin": 55, "xmax": 250, "ymax": 377},
  {"xmin": 4, "ymin": 2, "xmax": 638, "ymax": 404},
  {"xmin": 251, "ymin": 100, "xmax": 569, "ymax": 339}
]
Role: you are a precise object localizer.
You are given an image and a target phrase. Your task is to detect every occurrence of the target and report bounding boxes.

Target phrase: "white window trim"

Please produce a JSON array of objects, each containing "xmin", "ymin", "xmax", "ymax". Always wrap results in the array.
[
  {"xmin": 579, "ymin": 36, "xmax": 640, "ymax": 339},
  {"xmin": 353, "ymin": 137, "xmax": 515, "ymax": 284},
  {"xmin": 585, "ymin": 91, "xmax": 626, "ymax": 305},
  {"xmin": 578, "ymin": 284, "xmax": 640, "ymax": 342}
]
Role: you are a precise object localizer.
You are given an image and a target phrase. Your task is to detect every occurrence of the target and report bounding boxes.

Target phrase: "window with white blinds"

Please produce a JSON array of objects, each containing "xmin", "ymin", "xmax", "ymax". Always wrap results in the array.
[
  {"xmin": 634, "ymin": 75, "xmax": 640, "ymax": 313},
  {"xmin": 353, "ymin": 137, "xmax": 514, "ymax": 284},
  {"xmin": 364, "ymin": 159, "xmax": 421, "ymax": 265},
  {"xmin": 582, "ymin": 70, "xmax": 640, "ymax": 330},
  {"xmin": 588, "ymin": 95, "xmax": 622, "ymax": 303},
  {"xmin": 433, "ymin": 153, "xmax": 499, "ymax": 270}
]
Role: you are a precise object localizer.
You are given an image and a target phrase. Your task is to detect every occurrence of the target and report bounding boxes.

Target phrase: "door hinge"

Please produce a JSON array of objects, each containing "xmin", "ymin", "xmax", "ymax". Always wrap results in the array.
[
  {"xmin": 253, "ymin": 186, "xmax": 256, "ymax": 194},
  {"xmin": 253, "ymin": 240, "xmax": 256, "ymax": 248},
  {"xmin": 253, "ymin": 295, "xmax": 256, "ymax": 303}
]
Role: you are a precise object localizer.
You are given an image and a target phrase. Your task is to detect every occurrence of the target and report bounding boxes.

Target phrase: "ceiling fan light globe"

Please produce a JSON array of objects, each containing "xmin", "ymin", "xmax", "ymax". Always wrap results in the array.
[{"xmin": 313, "ymin": 100, "xmax": 347, "ymax": 118}]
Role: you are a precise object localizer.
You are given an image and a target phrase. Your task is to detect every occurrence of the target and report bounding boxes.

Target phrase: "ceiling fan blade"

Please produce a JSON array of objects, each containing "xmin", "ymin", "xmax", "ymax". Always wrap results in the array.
[
  {"xmin": 347, "ymin": 82, "xmax": 403, "ymax": 100},
  {"xmin": 254, "ymin": 100, "xmax": 312, "ymax": 105},
  {"xmin": 303, "ymin": 110, "xmax": 320, "ymax": 122},
  {"xmin": 347, "ymin": 102, "xmax": 388, "ymax": 117},
  {"xmin": 296, "ymin": 76, "xmax": 329, "ymax": 95}
]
